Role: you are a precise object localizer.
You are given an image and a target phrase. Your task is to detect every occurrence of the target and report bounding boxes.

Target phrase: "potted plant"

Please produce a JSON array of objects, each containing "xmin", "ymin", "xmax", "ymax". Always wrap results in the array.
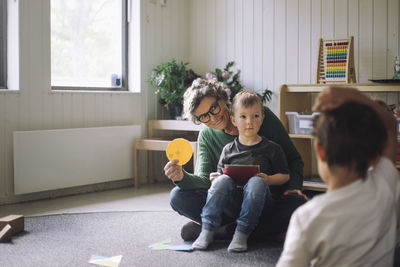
[
  {"xmin": 147, "ymin": 59, "xmax": 199, "ymax": 119},
  {"xmin": 205, "ymin": 61, "xmax": 273, "ymax": 105}
]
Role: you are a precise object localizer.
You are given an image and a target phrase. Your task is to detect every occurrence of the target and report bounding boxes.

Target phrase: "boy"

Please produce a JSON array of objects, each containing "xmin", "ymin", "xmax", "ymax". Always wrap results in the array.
[
  {"xmin": 277, "ymin": 87, "xmax": 399, "ymax": 266},
  {"xmin": 192, "ymin": 91, "xmax": 290, "ymax": 252}
]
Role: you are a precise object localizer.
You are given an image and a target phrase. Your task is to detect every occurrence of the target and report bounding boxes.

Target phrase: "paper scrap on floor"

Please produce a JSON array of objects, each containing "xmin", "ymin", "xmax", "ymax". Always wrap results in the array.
[
  {"xmin": 148, "ymin": 237, "xmax": 172, "ymax": 250},
  {"xmin": 149, "ymin": 237, "xmax": 193, "ymax": 251},
  {"xmin": 89, "ymin": 255, "xmax": 122, "ymax": 267}
]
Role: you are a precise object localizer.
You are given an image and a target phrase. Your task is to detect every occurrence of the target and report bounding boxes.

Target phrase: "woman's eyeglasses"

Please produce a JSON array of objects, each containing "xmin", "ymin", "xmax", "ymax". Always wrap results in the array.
[{"xmin": 195, "ymin": 100, "xmax": 221, "ymax": 124}]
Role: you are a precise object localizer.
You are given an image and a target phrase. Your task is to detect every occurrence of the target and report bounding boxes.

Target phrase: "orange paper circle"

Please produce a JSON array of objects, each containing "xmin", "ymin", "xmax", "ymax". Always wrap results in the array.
[{"xmin": 166, "ymin": 138, "xmax": 193, "ymax": 165}]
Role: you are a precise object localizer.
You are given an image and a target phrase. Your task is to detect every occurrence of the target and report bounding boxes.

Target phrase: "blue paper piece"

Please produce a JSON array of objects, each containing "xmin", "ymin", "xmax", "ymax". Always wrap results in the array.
[
  {"xmin": 168, "ymin": 243, "xmax": 193, "ymax": 251},
  {"xmin": 90, "ymin": 255, "xmax": 108, "ymax": 261}
]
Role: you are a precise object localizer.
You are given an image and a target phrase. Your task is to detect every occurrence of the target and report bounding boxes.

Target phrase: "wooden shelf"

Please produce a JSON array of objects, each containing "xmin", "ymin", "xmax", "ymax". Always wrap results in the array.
[
  {"xmin": 280, "ymin": 83, "xmax": 400, "ymax": 192},
  {"xmin": 303, "ymin": 181, "xmax": 327, "ymax": 191},
  {"xmin": 289, "ymin": 134, "xmax": 314, "ymax": 139},
  {"xmin": 284, "ymin": 83, "xmax": 400, "ymax": 93}
]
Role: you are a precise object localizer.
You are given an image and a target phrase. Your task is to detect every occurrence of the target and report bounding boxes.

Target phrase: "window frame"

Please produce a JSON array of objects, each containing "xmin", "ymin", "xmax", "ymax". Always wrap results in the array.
[
  {"xmin": 51, "ymin": 0, "xmax": 128, "ymax": 92},
  {"xmin": 0, "ymin": 0, "xmax": 7, "ymax": 89}
]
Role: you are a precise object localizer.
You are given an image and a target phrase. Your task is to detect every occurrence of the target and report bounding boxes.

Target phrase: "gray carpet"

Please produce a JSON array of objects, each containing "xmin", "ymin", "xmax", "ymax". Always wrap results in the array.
[{"xmin": 0, "ymin": 211, "xmax": 283, "ymax": 267}]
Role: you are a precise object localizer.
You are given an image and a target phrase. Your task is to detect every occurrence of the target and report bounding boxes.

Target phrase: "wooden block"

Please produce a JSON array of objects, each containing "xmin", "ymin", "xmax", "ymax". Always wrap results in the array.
[
  {"xmin": 0, "ymin": 224, "xmax": 12, "ymax": 242},
  {"xmin": 0, "ymin": 215, "xmax": 24, "ymax": 234}
]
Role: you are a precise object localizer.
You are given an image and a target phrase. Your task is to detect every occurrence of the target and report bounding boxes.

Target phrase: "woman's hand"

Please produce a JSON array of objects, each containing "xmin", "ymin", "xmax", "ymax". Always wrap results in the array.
[
  {"xmin": 209, "ymin": 172, "xmax": 222, "ymax": 182},
  {"xmin": 164, "ymin": 160, "xmax": 184, "ymax": 182}
]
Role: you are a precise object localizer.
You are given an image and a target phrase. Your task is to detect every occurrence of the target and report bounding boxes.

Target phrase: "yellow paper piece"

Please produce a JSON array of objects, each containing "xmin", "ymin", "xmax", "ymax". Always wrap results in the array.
[
  {"xmin": 148, "ymin": 237, "xmax": 172, "ymax": 249},
  {"xmin": 166, "ymin": 138, "xmax": 193, "ymax": 165},
  {"xmin": 89, "ymin": 255, "xmax": 122, "ymax": 267}
]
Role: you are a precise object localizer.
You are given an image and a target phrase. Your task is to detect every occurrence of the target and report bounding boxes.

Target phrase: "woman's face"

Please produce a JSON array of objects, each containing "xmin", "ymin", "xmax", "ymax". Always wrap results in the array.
[{"xmin": 194, "ymin": 96, "xmax": 230, "ymax": 130}]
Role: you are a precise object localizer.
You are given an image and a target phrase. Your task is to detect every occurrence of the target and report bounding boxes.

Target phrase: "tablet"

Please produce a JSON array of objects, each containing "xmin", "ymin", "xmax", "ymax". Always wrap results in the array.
[{"xmin": 222, "ymin": 164, "xmax": 260, "ymax": 186}]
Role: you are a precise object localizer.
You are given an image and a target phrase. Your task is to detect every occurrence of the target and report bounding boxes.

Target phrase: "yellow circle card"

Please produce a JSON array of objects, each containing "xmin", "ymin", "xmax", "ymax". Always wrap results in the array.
[{"xmin": 166, "ymin": 138, "xmax": 193, "ymax": 165}]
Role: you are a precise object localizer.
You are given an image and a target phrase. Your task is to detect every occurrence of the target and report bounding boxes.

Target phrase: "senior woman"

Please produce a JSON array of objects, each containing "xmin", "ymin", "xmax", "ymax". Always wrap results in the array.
[{"xmin": 164, "ymin": 78, "xmax": 307, "ymax": 241}]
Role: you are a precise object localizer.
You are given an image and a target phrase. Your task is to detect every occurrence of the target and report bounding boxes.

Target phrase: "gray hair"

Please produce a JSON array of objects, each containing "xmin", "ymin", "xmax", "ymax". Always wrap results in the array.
[{"xmin": 183, "ymin": 78, "xmax": 229, "ymax": 123}]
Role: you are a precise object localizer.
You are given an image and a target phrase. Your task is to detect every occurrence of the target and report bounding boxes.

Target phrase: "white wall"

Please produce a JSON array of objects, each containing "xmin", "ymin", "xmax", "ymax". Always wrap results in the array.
[
  {"xmin": 0, "ymin": 0, "xmax": 190, "ymax": 203},
  {"xmin": 188, "ymin": 0, "xmax": 400, "ymax": 113}
]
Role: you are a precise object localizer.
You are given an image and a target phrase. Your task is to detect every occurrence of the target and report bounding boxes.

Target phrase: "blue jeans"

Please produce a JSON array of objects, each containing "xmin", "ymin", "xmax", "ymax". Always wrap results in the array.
[
  {"xmin": 170, "ymin": 181, "xmax": 307, "ymax": 240},
  {"xmin": 200, "ymin": 175, "xmax": 270, "ymax": 235}
]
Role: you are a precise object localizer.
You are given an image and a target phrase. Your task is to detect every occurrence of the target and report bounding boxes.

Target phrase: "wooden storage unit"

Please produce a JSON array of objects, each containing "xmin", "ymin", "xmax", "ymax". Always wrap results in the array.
[{"xmin": 279, "ymin": 83, "xmax": 400, "ymax": 191}]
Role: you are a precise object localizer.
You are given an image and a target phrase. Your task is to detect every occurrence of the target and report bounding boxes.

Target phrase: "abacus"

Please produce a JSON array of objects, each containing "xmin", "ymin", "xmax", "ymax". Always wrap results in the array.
[{"xmin": 316, "ymin": 36, "xmax": 356, "ymax": 83}]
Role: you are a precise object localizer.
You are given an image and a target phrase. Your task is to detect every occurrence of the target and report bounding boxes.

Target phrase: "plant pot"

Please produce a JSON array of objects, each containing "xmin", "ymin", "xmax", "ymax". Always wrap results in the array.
[{"xmin": 168, "ymin": 104, "xmax": 183, "ymax": 120}]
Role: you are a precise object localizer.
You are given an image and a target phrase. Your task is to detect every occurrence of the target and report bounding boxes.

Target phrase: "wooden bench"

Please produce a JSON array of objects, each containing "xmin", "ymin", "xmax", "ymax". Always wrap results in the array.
[{"xmin": 133, "ymin": 120, "xmax": 205, "ymax": 188}]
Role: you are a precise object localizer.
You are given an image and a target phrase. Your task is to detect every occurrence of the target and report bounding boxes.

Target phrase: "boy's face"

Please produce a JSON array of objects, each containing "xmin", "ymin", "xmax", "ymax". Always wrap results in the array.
[{"xmin": 231, "ymin": 103, "xmax": 264, "ymax": 138}]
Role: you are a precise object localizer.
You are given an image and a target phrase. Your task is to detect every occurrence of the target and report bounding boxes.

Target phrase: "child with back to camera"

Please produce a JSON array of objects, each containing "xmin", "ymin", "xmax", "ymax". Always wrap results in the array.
[
  {"xmin": 192, "ymin": 91, "xmax": 290, "ymax": 252},
  {"xmin": 277, "ymin": 87, "xmax": 400, "ymax": 267}
]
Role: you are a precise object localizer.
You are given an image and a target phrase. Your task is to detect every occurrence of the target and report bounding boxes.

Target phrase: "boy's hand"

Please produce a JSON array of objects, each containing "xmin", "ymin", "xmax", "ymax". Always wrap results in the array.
[
  {"xmin": 209, "ymin": 172, "xmax": 221, "ymax": 182},
  {"xmin": 164, "ymin": 160, "xmax": 183, "ymax": 182},
  {"xmin": 256, "ymin": 172, "xmax": 269, "ymax": 183}
]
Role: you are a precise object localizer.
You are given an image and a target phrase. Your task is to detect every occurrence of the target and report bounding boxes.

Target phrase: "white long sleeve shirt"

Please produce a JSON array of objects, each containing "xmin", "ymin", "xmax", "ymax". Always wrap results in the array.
[{"xmin": 277, "ymin": 157, "xmax": 400, "ymax": 267}]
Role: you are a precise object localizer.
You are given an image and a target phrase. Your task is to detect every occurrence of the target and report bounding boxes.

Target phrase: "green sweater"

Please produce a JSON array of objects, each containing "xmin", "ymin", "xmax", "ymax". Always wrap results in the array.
[{"xmin": 176, "ymin": 107, "xmax": 304, "ymax": 192}]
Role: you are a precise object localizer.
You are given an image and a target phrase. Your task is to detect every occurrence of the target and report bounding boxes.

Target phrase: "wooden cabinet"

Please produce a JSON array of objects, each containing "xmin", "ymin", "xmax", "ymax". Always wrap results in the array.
[{"xmin": 279, "ymin": 83, "xmax": 400, "ymax": 191}]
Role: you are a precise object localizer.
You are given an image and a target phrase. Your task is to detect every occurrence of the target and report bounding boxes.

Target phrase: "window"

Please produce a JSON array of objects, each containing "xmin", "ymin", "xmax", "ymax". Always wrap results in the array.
[
  {"xmin": 0, "ymin": 0, "xmax": 6, "ymax": 89},
  {"xmin": 51, "ymin": 0, "xmax": 127, "ymax": 90}
]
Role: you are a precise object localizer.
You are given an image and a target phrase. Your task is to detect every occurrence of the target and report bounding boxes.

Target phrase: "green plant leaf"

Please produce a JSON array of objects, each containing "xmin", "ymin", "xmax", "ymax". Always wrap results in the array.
[{"xmin": 147, "ymin": 59, "xmax": 199, "ymax": 109}]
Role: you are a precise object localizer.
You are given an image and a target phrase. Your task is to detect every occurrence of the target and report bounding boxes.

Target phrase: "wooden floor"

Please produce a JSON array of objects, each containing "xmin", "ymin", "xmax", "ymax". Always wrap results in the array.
[{"xmin": 0, "ymin": 181, "xmax": 174, "ymax": 218}]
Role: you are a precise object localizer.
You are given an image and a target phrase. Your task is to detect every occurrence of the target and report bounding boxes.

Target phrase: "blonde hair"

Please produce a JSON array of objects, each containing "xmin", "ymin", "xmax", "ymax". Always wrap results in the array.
[{"xmin": 231, "ymin": 90, "xmax": 264, "ymax": 116}]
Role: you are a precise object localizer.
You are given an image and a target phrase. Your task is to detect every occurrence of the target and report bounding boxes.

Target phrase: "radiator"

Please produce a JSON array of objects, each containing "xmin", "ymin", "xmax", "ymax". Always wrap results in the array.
[{"xmin": 13, "ymin": 125, "xmax": 141, "ymax": 195}]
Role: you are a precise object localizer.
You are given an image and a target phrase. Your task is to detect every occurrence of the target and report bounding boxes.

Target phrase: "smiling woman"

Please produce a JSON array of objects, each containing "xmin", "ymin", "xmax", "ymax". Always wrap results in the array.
[
  {"xmin": 193, "ymin": 98, "xmax": 221, "ymax": 124},
  {"xmin": 165, "ymin": 78, "xmax": 307, "ymax": 243}
]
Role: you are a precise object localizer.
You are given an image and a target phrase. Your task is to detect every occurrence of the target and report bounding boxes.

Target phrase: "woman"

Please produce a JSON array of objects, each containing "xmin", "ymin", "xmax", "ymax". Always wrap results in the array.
[{"xmin": 164, "ymin": 78, "xmax": 307, "ymax": 241}]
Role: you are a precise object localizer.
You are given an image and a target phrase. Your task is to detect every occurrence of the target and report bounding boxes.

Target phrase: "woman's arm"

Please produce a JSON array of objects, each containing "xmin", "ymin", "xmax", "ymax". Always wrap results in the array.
[
  {"xmin": 258, "ymin": 172, "xmax": 290, "ymax": 185},
  {"xmin": 260, "ymin": 107, "xmax": 305, "ymax": 190}
]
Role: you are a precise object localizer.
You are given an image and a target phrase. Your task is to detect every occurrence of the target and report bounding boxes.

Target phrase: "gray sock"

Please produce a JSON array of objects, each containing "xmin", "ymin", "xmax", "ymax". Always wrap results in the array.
[
  {"xmin": 228, "ymin": 230, "xmax": 249, "ymax": 252},
  {"xmin": 192, "ymin": 229, "xmax": 214, "ymax": 250}
]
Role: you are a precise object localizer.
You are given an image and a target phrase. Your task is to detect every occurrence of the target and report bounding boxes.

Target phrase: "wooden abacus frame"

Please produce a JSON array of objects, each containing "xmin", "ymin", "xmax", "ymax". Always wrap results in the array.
[{"xmin": 316, "ymin": 36, "xmax": 356, "ymax": 84}]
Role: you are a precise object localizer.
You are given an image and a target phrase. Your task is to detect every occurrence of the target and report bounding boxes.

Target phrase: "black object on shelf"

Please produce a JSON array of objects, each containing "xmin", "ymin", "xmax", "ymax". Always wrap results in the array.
[{"xmin": 369, "ymin": 79, "xmax": 400, "ymax": 83}]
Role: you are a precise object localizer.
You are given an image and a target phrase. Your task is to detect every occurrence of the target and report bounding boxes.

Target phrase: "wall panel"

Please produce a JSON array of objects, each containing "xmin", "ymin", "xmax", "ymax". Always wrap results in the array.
[
  {"xmin": 188, "ymin": 0, "xmax": 399, "ymax": 113},
  {"xmin": 387, "ymin": 0, "xmax": 399, "ymax": 78},
  {"xmin": 262, "ymin": 0, "xmax": 274, "ymax": 92},
  {"xmin": 311, "ymin": 0, "xmax": 322, "ymax": 83},
  {"xmin": 373, "ymin": 0, "xmax": 388, "ymax": 79},
  {"xmin": 359, "ymin": 0, "xmax": 373, "ymax": 82},
  {"xmin": 234, "ymin": 0, "xmax": 244, "ymax": 73},
  {"xmin": 287, "ymin": 0, "xmax": 299, "ymax": 84},
  {"xmin": 335, "ymin": 0, "xmax": 348, "ymax": 38},
  {"xmin": 299, "ymin": 0, "xmax": 311, "ymax": 84},
  {"xmin": 216, "ymin": 0, "xmax": 227, "ymax": 68},
  {"xmin": 348, "ymin": 0, "xmax": 360, "ymax": 79},
  {"xmin": 254, "ymin": 0, "xmax": 263, "ymax": 91},
  {"xmin": 226, "ymin": 0, "xmax": 235, "ymax": 63},
  {"xmin": 0, "ymin": 94, "xmax": 5, "ymax": 196}
]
